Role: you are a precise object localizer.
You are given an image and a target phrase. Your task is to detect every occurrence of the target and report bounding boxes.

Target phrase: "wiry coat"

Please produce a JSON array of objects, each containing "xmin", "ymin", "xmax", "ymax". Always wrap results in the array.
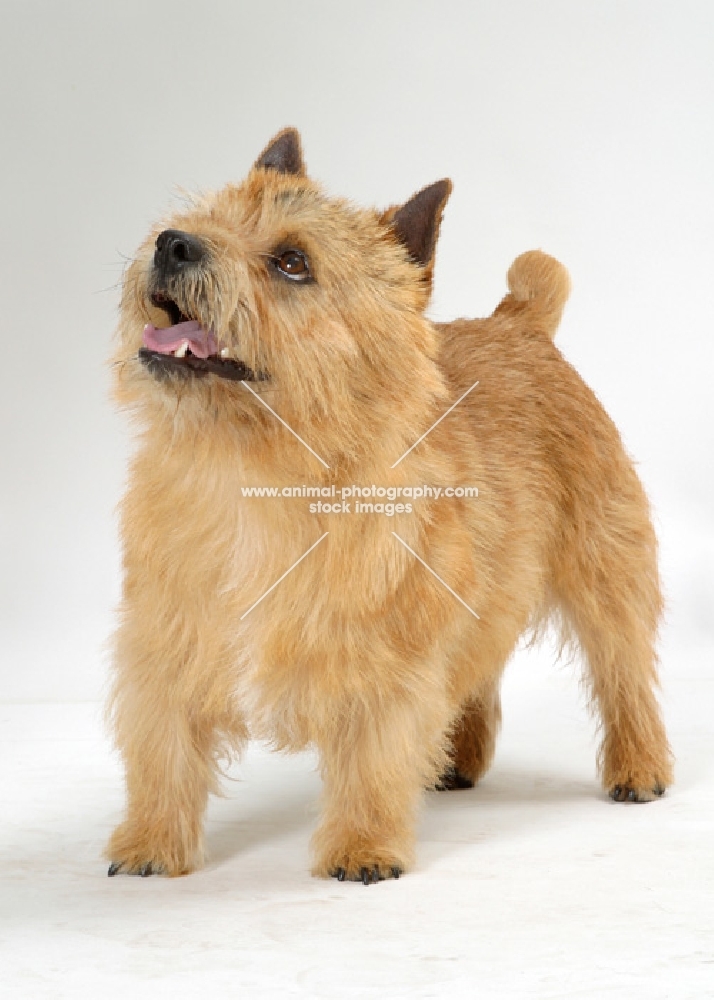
[{"xmin": 107, "ymin": 130, "xmax": 672, "ymax": 881}]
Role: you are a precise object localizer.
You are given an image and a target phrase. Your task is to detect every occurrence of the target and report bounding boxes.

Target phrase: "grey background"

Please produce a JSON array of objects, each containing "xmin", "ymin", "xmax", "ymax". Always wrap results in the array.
[{"xmin": 1, "ymin": 0, "xmax": 712, "ymax": 699}]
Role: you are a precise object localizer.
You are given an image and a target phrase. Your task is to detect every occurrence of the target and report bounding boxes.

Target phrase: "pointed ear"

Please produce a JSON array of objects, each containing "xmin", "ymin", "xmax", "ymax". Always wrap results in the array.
[
  {"xmin": 389, "ymin": 179, "xmax": 452, "ymax": 267},
  {"xmin": 254, "ymin": 128, "xmax": 305, "ymax": 176}
]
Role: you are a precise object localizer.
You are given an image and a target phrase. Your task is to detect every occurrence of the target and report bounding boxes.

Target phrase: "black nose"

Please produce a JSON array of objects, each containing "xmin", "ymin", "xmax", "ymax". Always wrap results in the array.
[{"xmin": 154, "ymin": 229, "xmax": 205, "ymax": 274}]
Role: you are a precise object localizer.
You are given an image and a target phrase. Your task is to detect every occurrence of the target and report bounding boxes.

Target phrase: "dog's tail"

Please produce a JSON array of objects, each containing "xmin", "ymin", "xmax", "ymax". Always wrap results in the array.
[{"xmin": 494, "ymin": 250, "xmax": 570, "ymax": 340}]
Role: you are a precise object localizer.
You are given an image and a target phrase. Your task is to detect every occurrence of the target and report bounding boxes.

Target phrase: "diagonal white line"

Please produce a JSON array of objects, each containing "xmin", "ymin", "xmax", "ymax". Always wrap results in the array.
[
  {"xmin": 241, "ymin": 381, "xmax": 329, "ymax": 469},
  {"xmin": 391, "ymin": 380, "xmax": 479, "ymax": 468},
  {"xmin": 392, "ymin": 532, "xmax": 480, "ymax": 619},
  {"xmin": 240, "ymin": 531, "xmax": 330, "ymax": 620}
]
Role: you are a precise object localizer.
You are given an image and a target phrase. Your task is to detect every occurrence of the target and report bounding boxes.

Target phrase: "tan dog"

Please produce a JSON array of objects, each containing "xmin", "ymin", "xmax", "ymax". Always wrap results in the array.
[{"xmin": 107, "ymin": 128, "xmax": 672, "ymax": 883}]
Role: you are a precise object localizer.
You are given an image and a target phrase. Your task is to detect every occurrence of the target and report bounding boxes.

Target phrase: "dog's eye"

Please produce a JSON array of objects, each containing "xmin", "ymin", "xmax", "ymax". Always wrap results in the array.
[{"xmin": 273, "ymin": 249, "xmax": 312, "ymax": 283}]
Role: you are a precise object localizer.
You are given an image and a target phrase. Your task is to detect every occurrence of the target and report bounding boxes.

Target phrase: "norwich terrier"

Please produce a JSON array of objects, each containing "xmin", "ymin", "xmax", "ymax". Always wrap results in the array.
[{"xmin": 107, "ymin": 128, "xmax": 672, "ymax": 883}]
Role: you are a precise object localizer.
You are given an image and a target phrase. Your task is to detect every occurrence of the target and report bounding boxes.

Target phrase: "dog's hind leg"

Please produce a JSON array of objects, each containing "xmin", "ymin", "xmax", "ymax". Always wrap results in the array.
[
  {"xmin": 436, "ymin": 682, "xmax": 502, "ymax": 790},
  {"xmin": 554, "ymin": 481, "xmax": 673, "ymax": 802}
]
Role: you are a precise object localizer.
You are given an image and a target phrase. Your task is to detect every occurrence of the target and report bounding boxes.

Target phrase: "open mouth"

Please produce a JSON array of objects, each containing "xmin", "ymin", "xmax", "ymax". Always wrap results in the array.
[{"xmin": 139, "ymin": 292, "xmax": 267, "ymax": 382}]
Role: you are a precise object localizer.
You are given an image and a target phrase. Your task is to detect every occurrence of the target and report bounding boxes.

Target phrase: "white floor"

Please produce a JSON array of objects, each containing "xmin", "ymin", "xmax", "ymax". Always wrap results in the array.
[{"xmin": 1, "ymin": 644, "xmax": 712, "ymax": 1000}]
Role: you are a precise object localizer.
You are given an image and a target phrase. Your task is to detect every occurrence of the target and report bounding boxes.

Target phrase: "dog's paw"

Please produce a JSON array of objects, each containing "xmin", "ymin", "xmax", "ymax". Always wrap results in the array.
[
  {"xmin": 313, "ymin": 840, "xmax": 408, "ymax": 885},
  {"xmin": 434, "ymin": 765, "xmax": 475, "ymax": 791},
  {"xmin": 106, "ymin": 821, "xmax": 199, "ymax": 878},
  {"xmin": 328, "ymin": 863, "xmax": 403, "ymax": 885},
  {"xmin": 107, "ymin": 859, "xmax": 164, "ymax": 877},
  {"xmin": 608, "ymin": 781, "xmax": 666, "ymax": 803}
]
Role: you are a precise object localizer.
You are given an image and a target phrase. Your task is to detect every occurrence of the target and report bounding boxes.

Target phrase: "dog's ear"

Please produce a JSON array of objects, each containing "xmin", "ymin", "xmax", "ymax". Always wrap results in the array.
[
  {"xmin": 388, "ymin": 179, "xmax": 452, "ymax": 268},
  {"xmin": 254, "ymin": 128, "xmax": 305, "ymax": 176}
]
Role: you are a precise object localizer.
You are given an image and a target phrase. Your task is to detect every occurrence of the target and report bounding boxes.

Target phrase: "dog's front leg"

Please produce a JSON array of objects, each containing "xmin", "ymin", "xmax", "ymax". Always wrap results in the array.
[
  {"xmin": 105, "ymin": 615, "xmax": 246, "ymax": 877},
  {"xmin": 311, "ymin": 686, "xmax": 449, "ymax": 883}
]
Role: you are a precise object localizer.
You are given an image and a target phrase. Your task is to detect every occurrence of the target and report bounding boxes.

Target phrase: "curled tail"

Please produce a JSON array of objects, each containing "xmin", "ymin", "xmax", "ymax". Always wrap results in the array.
[{"xmin": 494, "ymin": 250, "xmax": 571, "ymax": 340}]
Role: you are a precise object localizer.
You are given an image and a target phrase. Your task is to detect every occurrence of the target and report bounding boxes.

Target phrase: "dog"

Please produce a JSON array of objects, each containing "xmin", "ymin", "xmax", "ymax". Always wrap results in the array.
[{"xmin": 106, "ymin": 128, "xmax": 672, "ymax": 883}]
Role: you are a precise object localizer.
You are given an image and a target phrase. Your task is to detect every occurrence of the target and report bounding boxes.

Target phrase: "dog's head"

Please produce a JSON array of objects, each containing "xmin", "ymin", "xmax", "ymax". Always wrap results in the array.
[{"xmin": 114, "ymin": 129, "xmax": 451, "ymax": 461}]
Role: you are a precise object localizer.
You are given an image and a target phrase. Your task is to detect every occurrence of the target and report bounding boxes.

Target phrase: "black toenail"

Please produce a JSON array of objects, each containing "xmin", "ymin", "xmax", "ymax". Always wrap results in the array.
[
  {"xmin": 391, "ymin": 867, "xmax": 402, "ymax": 879},
  {"xmin": 107, "ymin": 862, "xmax": 122, "ymax": 877},
  {"xmin": 139, "ymin": 863, "xmax": 153, "ymax": 877},
  {"xmin": 336, "ymin": 868, "xmax": 345, "ymax": 881},
  {"xmin": 360, "ymin": 867, "xmax": 370, "ymax": 885}
]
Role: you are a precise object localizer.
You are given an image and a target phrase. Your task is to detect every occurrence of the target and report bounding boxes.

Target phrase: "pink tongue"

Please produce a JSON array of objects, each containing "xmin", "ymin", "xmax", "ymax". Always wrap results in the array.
[{"xmin": 142, "ymin": 320, "xmax": 218, "ymax": 359}]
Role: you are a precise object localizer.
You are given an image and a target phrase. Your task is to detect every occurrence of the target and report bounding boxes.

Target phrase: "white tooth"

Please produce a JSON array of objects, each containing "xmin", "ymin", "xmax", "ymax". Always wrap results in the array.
[
  {"xmin": 220, "ymin": 347, "xmax": 230, "ymax": 358},
  {"xmin": 174, "ymin": 341, "xmax": 189, "ymax": 358}
]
